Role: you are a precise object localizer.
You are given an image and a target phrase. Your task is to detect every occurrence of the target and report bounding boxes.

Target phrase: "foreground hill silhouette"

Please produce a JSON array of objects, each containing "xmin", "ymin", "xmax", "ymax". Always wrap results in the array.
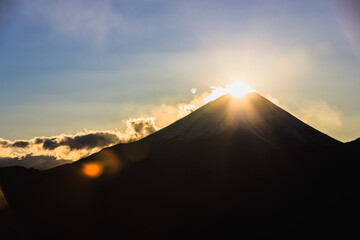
[{"xmin": 0, "ymin": 93, "xmax": 359, "ymax": 239}]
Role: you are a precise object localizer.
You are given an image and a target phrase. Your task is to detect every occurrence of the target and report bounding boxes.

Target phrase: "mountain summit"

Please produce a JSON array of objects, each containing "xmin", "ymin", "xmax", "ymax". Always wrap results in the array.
[{"xmin": 145, "ymin": 92, "xmax": 339, "ymax": 148}]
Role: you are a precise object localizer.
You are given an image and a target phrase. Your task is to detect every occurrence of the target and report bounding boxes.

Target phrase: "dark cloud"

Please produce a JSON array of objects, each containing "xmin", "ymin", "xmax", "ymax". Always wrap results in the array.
[
  {"xmin": 34, "ymin": 138, "xmax": 45, "ymax": 144},
  {"xmin": 0, "ymin": 139, "xmax": 30, "ymax": 148},
  {"xmin": 0, "ymin": 155, "xmax": 72, "ymax": 170},
  {"xmin": 59, "ymin": 132, "xmax": 120, "ymax": 150},
  {"xmin": 11, "ymin": 141, "xmax": 30, "ymax": 148},
  {"xmin": 42, "ymin": 138, "xmax": 60, "ymax": 150},
  {"xmin": 40, "ymin": 132, "xmax": 121, "ymax": 151},
  {"xmin": 0, "ymin": 140, "xmax": 10, "ymax": 147}
]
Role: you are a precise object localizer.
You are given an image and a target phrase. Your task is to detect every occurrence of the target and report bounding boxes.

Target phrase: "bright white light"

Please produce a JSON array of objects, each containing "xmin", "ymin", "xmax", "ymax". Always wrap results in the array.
[{"xmin": 204, "ymin": 82, "xmax": 255, "ymax": 103}]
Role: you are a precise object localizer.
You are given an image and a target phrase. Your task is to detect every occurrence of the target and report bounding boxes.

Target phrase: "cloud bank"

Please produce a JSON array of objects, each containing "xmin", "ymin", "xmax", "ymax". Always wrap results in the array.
[
  {"xmin": 0, "ymin": 83, "xmax": 250, "ymax": 170},
  {"xmin": 0, "ymin": 118, "xmax": 157, "ymax": 169},
  {"xmin": 0, "ymin": 89, "xmax": 211, "ymax": 170}
]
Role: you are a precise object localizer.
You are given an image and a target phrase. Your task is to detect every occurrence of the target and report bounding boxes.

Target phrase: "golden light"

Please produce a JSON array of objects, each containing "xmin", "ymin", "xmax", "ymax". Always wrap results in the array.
[
  {"xmin": 82, "ymin": 162, "xmax": 103, "ymax": 178},
  {"xmin": 227, "ymin": 82, "xmax": 255, "ymax": 97},
  {"xmin": 0, "ymin": 186, "xmax": 9, "ymax": 211},
  {"xmin": 204, "ymin": 81, "xmax": 255, "ymax": 103}
]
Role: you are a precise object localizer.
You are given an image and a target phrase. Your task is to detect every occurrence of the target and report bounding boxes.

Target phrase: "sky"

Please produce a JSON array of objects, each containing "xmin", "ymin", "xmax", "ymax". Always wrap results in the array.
[{"xmin": 0, "ymin": 0, "xmax": 359, "ymax": 167}]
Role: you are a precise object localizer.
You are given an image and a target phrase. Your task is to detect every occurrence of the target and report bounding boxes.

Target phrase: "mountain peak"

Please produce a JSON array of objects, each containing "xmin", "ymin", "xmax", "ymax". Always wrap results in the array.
[{"xmin": 146, "ymin": 92, "xmax": 340, "ymax": 148}]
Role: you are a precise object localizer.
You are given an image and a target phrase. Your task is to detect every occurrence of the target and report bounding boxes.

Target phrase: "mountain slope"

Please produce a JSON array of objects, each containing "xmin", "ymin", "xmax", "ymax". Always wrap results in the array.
[
  {"xmin": 0, "ymin": 93, "xmax": 357, "ymax": 240},
  {"xmin": 73, "ymin": 92, "xmax": 339, "ymax": 166},
  {"xmin": 144, "ymin": 92, "xmax": 339, "ymax": 147}
]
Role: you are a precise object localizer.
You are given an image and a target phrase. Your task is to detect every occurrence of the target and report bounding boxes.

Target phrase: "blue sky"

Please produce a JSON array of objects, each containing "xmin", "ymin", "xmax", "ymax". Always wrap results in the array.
[{"xmin": 0, "ymin": 0, "xmax": 359, "ymax": 142}]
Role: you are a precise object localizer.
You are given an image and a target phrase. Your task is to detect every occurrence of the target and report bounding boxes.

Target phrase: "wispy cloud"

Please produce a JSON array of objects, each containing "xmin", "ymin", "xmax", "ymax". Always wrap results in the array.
[
  {"xmin": 265, "ymin": 96, "xmax": 343, "ymax": 134},
  {"xmin": 266, "ymin": 95, "xmax": 280, "ymax": 106},
  {"xmin": 23, "ymin": 0, "xmax": 122, "ymax": 44},
  {"xmin": 297, "ymin": 101, "xmax": 343, "ymax": 131}
]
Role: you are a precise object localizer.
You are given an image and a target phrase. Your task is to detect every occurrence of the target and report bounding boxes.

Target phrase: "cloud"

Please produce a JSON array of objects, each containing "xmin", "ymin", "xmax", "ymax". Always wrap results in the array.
[
  {"xmin": 23, "ymin": 0, "xmax": 122, "ymax": 44},
  {"xmin": 123, "ymin": 117, "xmax": 158, "ymax": 142},
  {"xmin": 0, "ymin": 117, "xmax": 159, "ymax": 169},
  {"xmin": 297, "ymin": 101, "xmax": 343, "ymax": 131},
  {"xmin": 0, "ymin": 139, "xmax": 10, "ymax": 147},
  {"xmin": 0, "ymin": 132, "xmax": 122, "ymax": 169},
  {"xmin": 0, "ymin": 139, "xmax": 30, "ymax": 148},
  {"xmin": 0, "ymin": 84, "xmax": 239, "ymax": 170},
  {"xmin": 148, "ymin": 92, "xmax": 211, "ymax": 129},
  {"xmin": 266, "ymin": 95, "xmax": 280, "ymax": 106},
  {"xmin": 0, "ymin": 84, "xmax": 232, "ymax": 170},
  {"xmin": 39, "ymin": 132, "xmax": 121, "ymax": 151},
  {"xmin": 0, "ymin": 85, "xmax": 216, "ymax": 170},
  {"xmin": 0, "ymin": 85, "xmax": 215, "ymax": 170},
  {"xmin": 11, "ymin": 141, "xmax": 30, "ymax": 148},
  {"xmin": 264, "ymin": 96, "xmax": 342, "ymax": 133},
  {"xmin": 178, "ymin": 105, "xmax": 197, "ymax": 118}
]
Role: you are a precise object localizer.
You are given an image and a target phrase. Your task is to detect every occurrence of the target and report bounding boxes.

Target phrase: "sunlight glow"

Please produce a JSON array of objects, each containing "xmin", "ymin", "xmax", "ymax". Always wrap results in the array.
[
  {"xmin": 204, "ymin": 82, "xmax": 255, "ymax": 103},
  {"xmin": 0, "ymin": 186, "xmax": 9, "ymax": 211}
]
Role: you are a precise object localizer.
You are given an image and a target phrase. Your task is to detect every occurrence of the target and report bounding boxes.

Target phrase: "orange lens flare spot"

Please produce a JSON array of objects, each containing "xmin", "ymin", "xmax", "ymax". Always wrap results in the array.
[
  {"xmin": 82, "ymin": 162, "xmax": 103, "ymax": 178},
  {"xmin": 99, "ymin": 150, "xmax": 123, "ymax": 175}
]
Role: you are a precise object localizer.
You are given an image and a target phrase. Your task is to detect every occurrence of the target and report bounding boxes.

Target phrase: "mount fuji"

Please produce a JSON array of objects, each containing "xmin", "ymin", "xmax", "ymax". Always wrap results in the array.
[
  {"xmin": 145, "ymin": 92, "xmax": 339, "ymax": 146},
  {"xmin": 0, "ymin": 92, "xmax": 358, "ymax": 239}
]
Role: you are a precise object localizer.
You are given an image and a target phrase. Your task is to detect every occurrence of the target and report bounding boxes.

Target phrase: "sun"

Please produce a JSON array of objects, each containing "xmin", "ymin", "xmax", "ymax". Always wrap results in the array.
[
  {"xmin": 226, "ymin": 82, "xmax": 255, "ymax": 98},
  {"xmin": 205, "ymin": 81, "xmax": 255, "ymax": 103}
]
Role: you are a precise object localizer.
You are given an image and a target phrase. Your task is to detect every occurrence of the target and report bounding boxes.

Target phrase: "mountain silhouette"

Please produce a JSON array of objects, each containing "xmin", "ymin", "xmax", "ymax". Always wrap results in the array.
[
  {"xmin": 0, "ymin": 93, "xmax": 359, "ymax": 239},
  {"xmin": 145, "ymin": 92, "xmax": 339, "ymax": 146}
]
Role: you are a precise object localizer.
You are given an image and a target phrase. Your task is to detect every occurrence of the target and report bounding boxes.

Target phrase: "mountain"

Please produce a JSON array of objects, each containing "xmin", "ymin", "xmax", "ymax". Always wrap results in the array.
[
  {"xmin": 0, "ymin": 93, "xmax": 359, "ymax": 239},
  {"xmin": 145, "ymin": 92, "xmax": 339, "ymax": 147}
]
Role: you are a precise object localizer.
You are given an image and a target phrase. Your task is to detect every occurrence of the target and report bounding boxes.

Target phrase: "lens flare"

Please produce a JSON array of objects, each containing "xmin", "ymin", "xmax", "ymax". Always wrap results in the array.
[
  {"xmin": 82, "ymin": 162, "xmax": 103, "ymax": 178},
  {"xmin": 205, "ymin": 82, "xmax": 255, "ymax": 103},
  {"xmin": 99, "ymin": 150, "xmax": 122, "ymax": 175}
]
